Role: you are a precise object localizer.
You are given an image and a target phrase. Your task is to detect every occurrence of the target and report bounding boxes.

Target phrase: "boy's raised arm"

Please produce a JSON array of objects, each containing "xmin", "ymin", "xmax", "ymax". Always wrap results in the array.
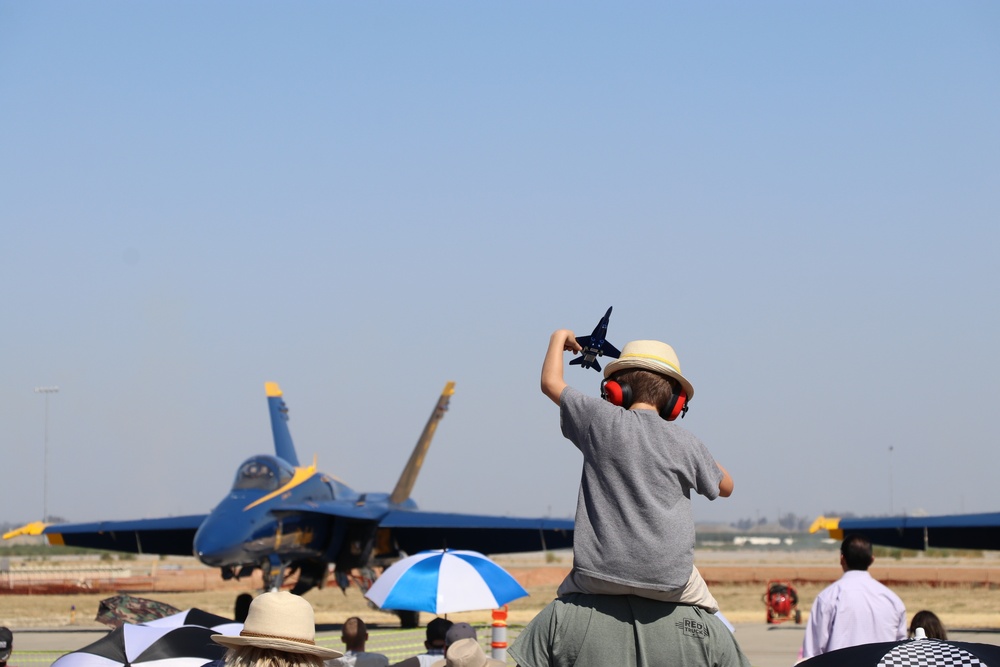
[{"xmin": 541, "ymin": 329, "xmax": 581, "ymax": 405}]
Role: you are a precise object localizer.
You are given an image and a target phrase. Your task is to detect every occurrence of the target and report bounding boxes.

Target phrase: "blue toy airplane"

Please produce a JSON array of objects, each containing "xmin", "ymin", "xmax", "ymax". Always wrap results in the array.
[
  {"xmin": 570, "ymin": 306, "xmax": 621, "ymax": 372},
  {"xmin": 4, "ymin": 382, "xmax": 573, "ymax": 620}
]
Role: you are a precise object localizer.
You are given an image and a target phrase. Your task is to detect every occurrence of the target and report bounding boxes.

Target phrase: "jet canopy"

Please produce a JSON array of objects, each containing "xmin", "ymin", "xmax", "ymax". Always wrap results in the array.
[{"xmin": 232, "ymin": 455, "xmax": 294, "ymax": 492}]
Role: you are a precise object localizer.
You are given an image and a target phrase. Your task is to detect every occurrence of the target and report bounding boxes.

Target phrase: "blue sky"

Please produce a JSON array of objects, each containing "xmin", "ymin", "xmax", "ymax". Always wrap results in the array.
[{"xmin": 2, "ymin": 2, "xmax": 998, "ymax": 529}]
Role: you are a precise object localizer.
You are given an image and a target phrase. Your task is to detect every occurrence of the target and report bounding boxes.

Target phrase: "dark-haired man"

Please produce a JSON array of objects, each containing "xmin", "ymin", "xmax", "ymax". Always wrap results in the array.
[
  {"xmin": 329, "ymin": 617, "xmax": 388, "ymax": 667},
  {"xmin": 800, "ymin": 534, "xmax": 906, "ymax": 659},
  {"xmin": 391, "ymin": 618, "xmax": 452, "ymax": 667}
]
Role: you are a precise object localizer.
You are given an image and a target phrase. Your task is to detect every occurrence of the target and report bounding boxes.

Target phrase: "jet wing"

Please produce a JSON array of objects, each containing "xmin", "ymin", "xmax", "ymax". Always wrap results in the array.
[
  {"xmin": 811, "ymin": 512, "xmax": 1000, "ymax": 551},
  {"xmin": 600, "ymin": 340, "xmax": 622, "ymax": 358},
  {"xmin": 379, "ymin": 510, "xmax": 573, "ymax": 555},
  {"xmin": 4, "ymin": 515, "xmax": 207, "ymax": 555},
  {"xmin": 276, "ymin": 501, "xmax": 573, "ymax": 555}
]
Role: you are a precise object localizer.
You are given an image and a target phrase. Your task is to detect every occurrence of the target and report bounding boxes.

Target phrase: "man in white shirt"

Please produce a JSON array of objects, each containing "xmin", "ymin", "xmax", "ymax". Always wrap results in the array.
[
  {"xmin": 801, "ymin": 534, "xmax": 907, "ymax": 659},
  {"xmin": 328, "ymin": 617, "xmax": 389, "ymax": 667}
]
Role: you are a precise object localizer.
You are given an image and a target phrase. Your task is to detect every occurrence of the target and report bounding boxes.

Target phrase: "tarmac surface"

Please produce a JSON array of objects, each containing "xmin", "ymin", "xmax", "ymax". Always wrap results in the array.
[{"xmin": 11, "ymin": 623, "xmax": 1000, "ymax": 667}]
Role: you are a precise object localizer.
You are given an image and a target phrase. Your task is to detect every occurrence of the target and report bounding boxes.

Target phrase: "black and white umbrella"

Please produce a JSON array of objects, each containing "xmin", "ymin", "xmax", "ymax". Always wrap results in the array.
[
  {"xmin": 51, "ymin": 624, "xmax": 226, "ymax": 667},
  {"xmin": 799, "ymin": 638, "xmax": 1000, "ymax": 667},
  {"xmin": 143, "ymin": 608, "xmax": 242, "ymax": 636}
]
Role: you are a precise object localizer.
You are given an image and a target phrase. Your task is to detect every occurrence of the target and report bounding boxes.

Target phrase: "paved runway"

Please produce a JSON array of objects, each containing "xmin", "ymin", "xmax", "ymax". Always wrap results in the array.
[{"xmin": 11, "ymin": 623, "xmax": 1000, "ymax": 666}]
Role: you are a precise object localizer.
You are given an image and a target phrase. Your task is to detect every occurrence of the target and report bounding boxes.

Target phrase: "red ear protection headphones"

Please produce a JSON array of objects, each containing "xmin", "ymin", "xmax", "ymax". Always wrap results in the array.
[{"xmin": 601, "ymin": 379, "xmax": 689, "ymax": 421}]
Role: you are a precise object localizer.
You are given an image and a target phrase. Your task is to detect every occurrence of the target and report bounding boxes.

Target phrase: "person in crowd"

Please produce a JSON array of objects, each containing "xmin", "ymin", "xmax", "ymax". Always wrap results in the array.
[
  {"xmin": 328, "ymin": 617, "xmax": 388, "ymax": 667},
  {"xmin": 800, "ymin": 534, "xmax": 907, "ymax": 659},
  {"xmin": 909, "ymin": 610, "xmax": 947, "ymax": 640},
  {"xmin": 390, "ymin": 618, "xmax": 452, "ymax": 667},
  {"xmin": 212, "ymin": 590, "xmax": 342, "ymax": 667},
  {"xmin": 430, "ymin": 638, "xmax": 503, "ymax": 667},
  {"xmin": 433, "ymin": 624, "xmax": 480, "ymax": 663},
  {"xmin": 0, "ymin": 627, "xmax": 13, "ymax": 667},
  {"xmin": 234, "ymin": 593, "xmax": 253, "ymax": 624}
]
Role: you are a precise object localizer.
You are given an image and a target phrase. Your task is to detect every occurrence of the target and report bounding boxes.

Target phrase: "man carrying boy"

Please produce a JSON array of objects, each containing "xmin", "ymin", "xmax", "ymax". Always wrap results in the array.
[{"xmin": 540, "ymin": 330, "xmax": 734, "ymax": 611}]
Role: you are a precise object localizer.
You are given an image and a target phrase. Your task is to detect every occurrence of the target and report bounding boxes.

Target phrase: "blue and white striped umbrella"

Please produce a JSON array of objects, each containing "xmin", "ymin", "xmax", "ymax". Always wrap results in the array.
[{"xmin": 364, "ymin": 549, "xmax": 528, "ymax": 614}]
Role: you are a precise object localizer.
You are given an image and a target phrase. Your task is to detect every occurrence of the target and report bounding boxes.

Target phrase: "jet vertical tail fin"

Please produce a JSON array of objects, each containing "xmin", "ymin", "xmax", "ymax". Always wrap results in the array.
[
  {"xmin": 389, "ymin": 381, "xmax": 455, "ymax": 505},
  {"xmin": 266, "ymin": 382, "xmax": 300, "ymax": 466}
]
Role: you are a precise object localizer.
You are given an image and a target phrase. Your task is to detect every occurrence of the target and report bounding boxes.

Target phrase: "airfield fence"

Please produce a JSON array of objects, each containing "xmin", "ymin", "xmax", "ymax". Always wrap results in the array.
[{"xmin": 0, "ymin": 561, "xmax": 263, "ymax": 594}]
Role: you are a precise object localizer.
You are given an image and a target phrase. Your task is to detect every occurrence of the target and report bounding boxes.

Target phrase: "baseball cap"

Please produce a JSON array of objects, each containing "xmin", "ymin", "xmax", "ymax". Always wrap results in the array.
[{"xmin": 444, "ymin": 622, "xmax": 477, "ymax": 646}]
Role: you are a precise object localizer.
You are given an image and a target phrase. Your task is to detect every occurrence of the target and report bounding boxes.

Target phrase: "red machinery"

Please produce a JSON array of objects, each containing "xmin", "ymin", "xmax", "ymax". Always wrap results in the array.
[{"xmin": 763, "ymin": 580, "xmax": 802, "ymax": 624}]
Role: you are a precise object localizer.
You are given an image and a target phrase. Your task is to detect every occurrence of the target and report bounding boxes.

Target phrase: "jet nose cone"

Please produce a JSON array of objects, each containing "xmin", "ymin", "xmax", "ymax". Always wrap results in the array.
[
  {"xmin": 194, "ymin": 518, "xmax": 243, "ymax": 566},
  {"xmin": 194, "ymin": 526, "xmax": 228, "ymax": 566}
]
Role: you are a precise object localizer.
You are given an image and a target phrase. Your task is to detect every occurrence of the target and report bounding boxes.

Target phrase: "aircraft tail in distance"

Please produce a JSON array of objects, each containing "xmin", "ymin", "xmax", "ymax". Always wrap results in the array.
[
  {"xmin": 266, "ymin": 382, "xmax": 299, "ymax": 466},
  {"xmin": 389, "ymin": 381, "xmax": 456, "ymax": 505}
]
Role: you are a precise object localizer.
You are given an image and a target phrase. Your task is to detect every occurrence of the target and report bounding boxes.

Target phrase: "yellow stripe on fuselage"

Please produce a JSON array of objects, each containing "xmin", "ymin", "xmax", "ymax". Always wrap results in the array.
[{"xmin": 243, "ymin": 463, "xmax": 317, "ymax": 511}]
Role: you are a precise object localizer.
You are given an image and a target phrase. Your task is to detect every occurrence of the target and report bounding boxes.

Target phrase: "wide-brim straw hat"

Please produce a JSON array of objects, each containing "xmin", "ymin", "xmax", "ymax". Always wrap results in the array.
[
  {"xmin": 429, "ymin": 638, "xmax": 506, "ymax": 667},
  {"xmin": 211, "ymin": 591, "xmax": 342, "ymax": 659},
  {"xmin": 603, "ymin": 339, "xmax": 695, "ymax": 400}
]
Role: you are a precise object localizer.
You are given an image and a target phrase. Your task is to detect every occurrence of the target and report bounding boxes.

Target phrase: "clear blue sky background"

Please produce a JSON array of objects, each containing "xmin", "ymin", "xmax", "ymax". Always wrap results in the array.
[{"xmin": 2, "ymin": 3, "xmax": 998, "ymax": 529}]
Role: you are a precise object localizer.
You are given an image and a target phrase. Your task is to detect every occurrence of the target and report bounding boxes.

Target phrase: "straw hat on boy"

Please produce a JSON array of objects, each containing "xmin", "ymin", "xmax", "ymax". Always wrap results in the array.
[
  {"xmin": 212, "ymin": 591, "xmax": 342, "ymax": 659},
  {"xmin": 603, "ymin": 339, "xmax": 695, "ymax": 400}
]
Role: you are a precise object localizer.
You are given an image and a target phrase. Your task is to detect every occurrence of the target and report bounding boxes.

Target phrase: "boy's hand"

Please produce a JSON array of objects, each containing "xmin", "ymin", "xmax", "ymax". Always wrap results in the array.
[
  {"xmin": 541, "ymin": 329, "xmax": 582, "ymax": 405},
  {"xmin": 717, "ymin": 463, "xmax": 734, "ymax": 498},
  {"xmin": 555, "ymin": 329, "xmax": 583, "ymax": 354}
]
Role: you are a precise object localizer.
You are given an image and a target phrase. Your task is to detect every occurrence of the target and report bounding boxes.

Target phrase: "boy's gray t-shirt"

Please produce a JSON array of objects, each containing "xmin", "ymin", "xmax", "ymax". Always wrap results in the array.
[{"xmin": 560, "ymin": 385, "xmax": 723, "ymax": 590}]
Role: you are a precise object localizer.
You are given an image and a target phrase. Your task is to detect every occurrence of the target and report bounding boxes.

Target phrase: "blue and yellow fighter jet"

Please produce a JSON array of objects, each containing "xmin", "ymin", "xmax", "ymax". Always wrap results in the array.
[
  {"xmin": 5, "ymin": 382, "xmax": 573, "ymax": 605},
  {"xmin": 810, "ymin": 512, "xmax": 1000, "ymax": 552}
]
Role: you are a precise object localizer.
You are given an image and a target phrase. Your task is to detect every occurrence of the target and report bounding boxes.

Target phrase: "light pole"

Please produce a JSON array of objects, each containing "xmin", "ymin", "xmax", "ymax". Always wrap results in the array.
[
  {"xmin": 34, "ymin": 386, "xmax": 59, "ymax": 522},
  {"xmin": 888, "ymin": 445, "xmax": 895, "ymax": 516}
]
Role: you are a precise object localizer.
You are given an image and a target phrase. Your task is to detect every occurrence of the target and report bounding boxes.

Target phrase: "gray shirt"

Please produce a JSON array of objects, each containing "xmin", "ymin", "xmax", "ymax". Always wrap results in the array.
[
  {"xmin": 508, "ymin": 594, "xmax": 751, "ymax": 667},
  {"xmin": 329, "ymin": 652, "xmax": 389, "ymax": 667},
  {"xmin": 561, "ymin": 386, "xmax": 723, "ymax": 590}
]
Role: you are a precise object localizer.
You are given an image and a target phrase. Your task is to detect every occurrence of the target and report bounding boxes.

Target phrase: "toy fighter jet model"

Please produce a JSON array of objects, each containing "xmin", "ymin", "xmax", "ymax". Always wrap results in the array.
[{"xmin": 570, "ymin": 306, "xmax": 621, "ymax": 372}]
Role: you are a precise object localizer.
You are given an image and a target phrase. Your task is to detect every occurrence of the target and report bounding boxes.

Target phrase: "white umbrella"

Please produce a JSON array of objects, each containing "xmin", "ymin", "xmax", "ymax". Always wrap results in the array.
[{"xmin": 365, "ymin": 549, "xmax": 528, "ymax": 614}]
